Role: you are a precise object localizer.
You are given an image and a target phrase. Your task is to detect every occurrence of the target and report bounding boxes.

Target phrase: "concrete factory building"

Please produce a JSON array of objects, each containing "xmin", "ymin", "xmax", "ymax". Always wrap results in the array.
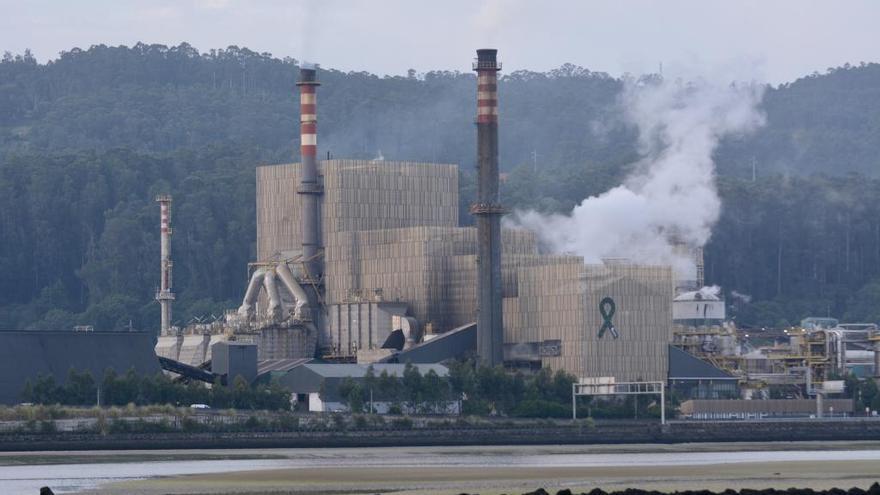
[
  {"xmin": 251, "ymin": 81, "xmax": 673, "ymax": 382},
  {"xmin": 255, "ymin": 156, "xmax": 672, "ymax": 379},
  {"xmin": 159, "ymin": 49, "xmax": 674, "ymax": 383},
  {"xmin": 149, "ymin": 49, "xmax": 880, "ymax": 403}
]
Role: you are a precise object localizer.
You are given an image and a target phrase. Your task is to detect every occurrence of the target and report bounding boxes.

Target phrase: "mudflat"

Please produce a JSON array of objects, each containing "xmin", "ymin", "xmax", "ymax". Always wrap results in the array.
[
  {"xmin": 69, "ymin": 443, "xmax": 880, "ymax": 495},
  {"xmin": 102, "ymin": 460, "xmax": 880, "ymax": 495}
]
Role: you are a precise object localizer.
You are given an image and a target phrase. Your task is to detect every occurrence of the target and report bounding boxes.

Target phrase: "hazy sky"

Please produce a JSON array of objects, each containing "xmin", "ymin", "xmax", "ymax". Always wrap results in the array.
[{"xmin": 3, "ymin": 0, "xmax": 878, "ymax": 83}]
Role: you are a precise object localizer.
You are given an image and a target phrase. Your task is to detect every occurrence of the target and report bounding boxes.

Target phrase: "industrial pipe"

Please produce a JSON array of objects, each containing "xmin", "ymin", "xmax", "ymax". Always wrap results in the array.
[
  {"xmin": 263, "ymin": 269, "xmax": 282, "ymax": 321},
  {"xmin": 826, "ymin": 329, "xmax": 845, "ymax": 375},
  {"xmin": 399, "ymin": 316, "xmax": 420, "ymax": 350},
  {"xmin": 275, "ymin": 261, "xmax": 309, "ymax": 320},
  {"xmin": 874, "ymin": 337, "xmax": 880, "ymax": 384},
  {"xmin": 237, "ymin": 269, "xmax": 266, "ymax": 318}
]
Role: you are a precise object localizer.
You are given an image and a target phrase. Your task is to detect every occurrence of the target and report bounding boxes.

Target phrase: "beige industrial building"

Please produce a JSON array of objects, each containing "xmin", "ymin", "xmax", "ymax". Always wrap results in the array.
[
  {"xmin": 506, "ymin": 261, "xmax": 672, "ymax": 381},
  {"xmin": 680, "ymin": 398, "xmax": 854, "ymax": 419},
  {"xmin": 159, "ymin": 55, "xmax": 674, "ymax": 382},
  {"xmin": 155, "ymin": 51, "xmax": 880, "ymax": 401},
  {"xmin": 252, "ymin": 159, "xmax": 673, "ymax": 381}
]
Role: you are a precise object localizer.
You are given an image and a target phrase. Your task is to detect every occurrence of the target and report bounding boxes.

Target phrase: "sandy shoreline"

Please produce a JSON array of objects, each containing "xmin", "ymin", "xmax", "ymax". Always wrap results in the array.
[
  {"xmin": 58, "ymin": 442, "xmax": 880, "ymax": 495},
  {"xmin": 90, "ymin": 461, "xmax": 880, "ymax": 495}
]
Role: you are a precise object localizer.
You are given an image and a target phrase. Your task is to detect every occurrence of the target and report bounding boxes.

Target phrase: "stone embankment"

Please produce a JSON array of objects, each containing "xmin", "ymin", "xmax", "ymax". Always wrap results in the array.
[{"xmin": 2, "ymin": 416, "xmax": 880, "ymax": 451}]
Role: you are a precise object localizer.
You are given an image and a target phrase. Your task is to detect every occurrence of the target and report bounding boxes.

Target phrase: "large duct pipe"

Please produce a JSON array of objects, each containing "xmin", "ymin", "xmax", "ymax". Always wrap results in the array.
[
  {"xmin": 263, "ymin": 269, "xmax": 282, "ymax": 321},
  {"xmin": 275, "ymin": 261, "xmax": 309, "ymax": 320},
  {"xmin": 400, "ymin": 316, "xmax": 420, "ymax": 350},
  {"xmin": 237, "ymin": 269, "xmax": 266, "ymax": 317},
  {"xmin": 296, "ymin": 66, "xmax": 323, "ymax": 282},
  {"xmin": 155, "ymin": 195, "xmax": 175, "ymax": 334},
  {"xmin": 471, "ymin": 48, "xmax": 504, "ymax": 366},
  {"xmin": 873, "ymin": 334, "xmax": 880, "ymax": 385}
]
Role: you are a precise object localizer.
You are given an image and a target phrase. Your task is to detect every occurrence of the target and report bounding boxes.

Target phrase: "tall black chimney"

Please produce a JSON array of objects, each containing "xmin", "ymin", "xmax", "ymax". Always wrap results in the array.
[{"xmin": 471, "ymin": 49, "xmax": 504, "ymax": 366}]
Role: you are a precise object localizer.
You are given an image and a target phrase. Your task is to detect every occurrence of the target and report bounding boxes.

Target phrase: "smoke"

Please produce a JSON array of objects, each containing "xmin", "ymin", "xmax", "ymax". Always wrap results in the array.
[
  {"xmin": 509, "ymin": 77, "xmax": 765, "ymax": 278},
  {"xmin": 471, "ymin": 0, "xmax": 517, "ymax": 45},
  {"xmin": 730, "ymin": 290, "xmax": 752, "ymax": 304},
  {"xmin": 698, "ymin": 285, "xmax": 721, "ymax": 299},
  {"xmin": 295, "ymin": 0, "xmax": 324, "ymax": 61},
  {"xmin": 677, "ymin": 285, "xmax": 722, "ymax": 300}
]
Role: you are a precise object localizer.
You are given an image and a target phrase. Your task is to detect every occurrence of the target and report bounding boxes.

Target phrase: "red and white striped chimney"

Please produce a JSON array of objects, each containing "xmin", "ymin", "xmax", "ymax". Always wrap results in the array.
[
  {"xmin": 299, "ymin": 77, "xmax": 318, "ymax": 159},
  {"xmin": 296, "ymin": 65, "xmax": 323, "ymax": 282},
  {"xmin": 155, "ymin": 194, "xmax": 175, "ymax": 334},
  {"xmin": 476, "ymin": 57, "xmax": 499, "ymax": 125}
]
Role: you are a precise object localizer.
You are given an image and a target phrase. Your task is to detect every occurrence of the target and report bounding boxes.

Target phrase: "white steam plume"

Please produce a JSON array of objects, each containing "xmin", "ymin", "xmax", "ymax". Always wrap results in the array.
[
  {"xmin": 295, "ymin": 0, "xmax": 322, "ymax": 62},
  {"xmin": 509, "ymin": 78, "xmax": 765, "ymax": 278},
  {"xmin": 471, "ymin": 0, "xmax": 518, "ymax": 45},
  {"xmin": 730, "ymin": 290, "xmax": 752, "ymax": 304}
]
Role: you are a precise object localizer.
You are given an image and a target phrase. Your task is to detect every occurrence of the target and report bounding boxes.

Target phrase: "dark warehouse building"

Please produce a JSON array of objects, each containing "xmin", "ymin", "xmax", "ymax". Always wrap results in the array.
[{"xmin": 0, "ymin": 331, "xmax": 161, "ymax": 405}]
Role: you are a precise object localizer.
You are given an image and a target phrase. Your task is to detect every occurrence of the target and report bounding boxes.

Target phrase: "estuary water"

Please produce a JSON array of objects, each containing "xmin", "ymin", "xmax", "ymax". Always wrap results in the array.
[{"xmin": 2, "ymin": 442, "xmax": 880, "ymax": 495}]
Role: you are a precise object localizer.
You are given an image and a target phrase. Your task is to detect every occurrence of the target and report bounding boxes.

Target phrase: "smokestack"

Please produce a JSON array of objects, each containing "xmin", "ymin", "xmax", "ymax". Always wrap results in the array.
[
  {"xmin": 296, "ymin": 64, "xmax": 323, "ymax": 282},
  {"xmin": 155, "ymin": 194, "xmax": 175, "ymax": 334},
  {"xmin": 471, "ymin": 48, "xmax": 504, "ymax": 366}
]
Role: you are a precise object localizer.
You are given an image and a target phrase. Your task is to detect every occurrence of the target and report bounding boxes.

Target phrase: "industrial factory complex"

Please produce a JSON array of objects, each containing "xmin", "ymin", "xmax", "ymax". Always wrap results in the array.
[
  {"xmin": 147, "ymin": 49, "xmax": 880, "ymax": 415},
  {"xmin": 3, "ymin": 49, "xmax": 880, "ymax": 420},
  {"xmin": 154, "ymin": 49, "xmax": 675, "ymax": 385}
]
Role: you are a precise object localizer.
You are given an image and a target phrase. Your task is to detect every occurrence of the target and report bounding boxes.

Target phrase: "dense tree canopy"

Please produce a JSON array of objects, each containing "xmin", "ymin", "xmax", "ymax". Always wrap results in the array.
[
  {"xmin": 2, "ymin": 43, "xmax": 880, "ymax": 331},
  {"xmin": 22, "ymin": 368, "xmax": 291, "ymax": 410}
]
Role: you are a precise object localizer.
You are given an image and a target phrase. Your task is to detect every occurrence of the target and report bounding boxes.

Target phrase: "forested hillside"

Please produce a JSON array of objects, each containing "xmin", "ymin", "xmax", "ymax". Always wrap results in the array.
[{"xmin": 2, "ymin": 43, "xmax": 880, "ymax": 331}]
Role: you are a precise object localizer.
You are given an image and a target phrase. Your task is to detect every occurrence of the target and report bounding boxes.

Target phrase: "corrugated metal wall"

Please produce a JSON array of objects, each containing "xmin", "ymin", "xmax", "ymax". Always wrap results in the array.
[
  {"xmin": 256, "ymin": 159, "xmax": 674, "ymax": 380},
  {"xmin": 326, "ymin": 226, "xmax": 538, "ymax": 336},
  {"xmin": 681, "ymin": 399, "xmax": 853, "ymax": 415},
  {"xmin": 512, "ymin": 261, "xmax": 673, "ymax": 381},
  {"xmin": 257, "ymin": 160, "xmax": 459, "ymax": 261},
  {"xmin": 327, "ymin": 301, "xmax": 408, "ymax": 355}
]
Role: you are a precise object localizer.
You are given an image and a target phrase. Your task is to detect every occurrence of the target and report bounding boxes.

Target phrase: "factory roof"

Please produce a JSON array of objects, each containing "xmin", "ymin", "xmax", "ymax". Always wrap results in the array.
[
  {"xmin": 381, "ymin": 322, "xmax": 476, "ymax": 364},
  {"xmin": 303, "ymin": 363, "xmax": 448, "ymax": 378},
  {"xmin": 0, "ymin": 330, "xmax": 161, "ymax": 405},
  {"xmin": 257, "ymin": 358, "xmax": 313, "ymax": 375},
  {"xmin": 668, "ymin": 345, "xmax": 736, "ymax": 380},
  {"xmin": 274, "ymin": 362, "xmax": 451, "ymax": 399},
  {"xmin": 674, "ymin": 288, "xmax": 722, "ymax": 302}
]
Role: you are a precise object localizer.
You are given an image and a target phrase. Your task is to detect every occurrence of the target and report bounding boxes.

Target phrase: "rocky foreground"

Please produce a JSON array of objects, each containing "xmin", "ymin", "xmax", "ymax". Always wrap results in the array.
[{"xmin": 509, "ymin": 485, "xmax": 880, "ymax": 495}]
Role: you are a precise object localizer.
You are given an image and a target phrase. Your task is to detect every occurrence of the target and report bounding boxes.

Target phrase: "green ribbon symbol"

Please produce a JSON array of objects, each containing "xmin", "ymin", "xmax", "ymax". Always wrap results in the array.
[{"xmin": 598, "ymin": 297, "xmax": 619, "ymax": 339}]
